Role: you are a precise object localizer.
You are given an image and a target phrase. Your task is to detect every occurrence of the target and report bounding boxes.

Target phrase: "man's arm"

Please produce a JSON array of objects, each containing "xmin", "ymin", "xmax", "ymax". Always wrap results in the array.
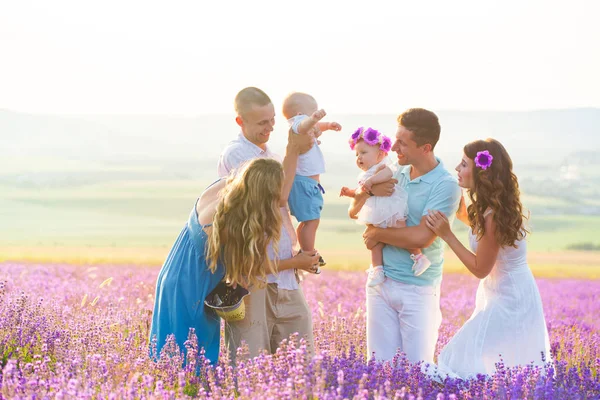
[
  {"xmin": 363, "ymin": 216, "xmax": 437, "ymax": 249},
  {"xmin": 361, "ymin": 165, "xmax": 392, "ymax": 191},
  {"xmin": 363, "ymin": 178, "xmax": 462, "ymax": 249}
]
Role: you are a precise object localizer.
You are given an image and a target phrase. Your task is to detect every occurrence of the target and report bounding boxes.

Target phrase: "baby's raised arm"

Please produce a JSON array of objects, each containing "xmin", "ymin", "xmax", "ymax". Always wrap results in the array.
[
  {"xmin": 292, "ymin": 109, "xmax": 327, "ymax": 136},
  {"xmin": 315, "ymin": 121, "xmax": 342, "ymax": 138},
  {"xmin": 339, "ymin": 186, "xmax": 356, "ymax": 198}
]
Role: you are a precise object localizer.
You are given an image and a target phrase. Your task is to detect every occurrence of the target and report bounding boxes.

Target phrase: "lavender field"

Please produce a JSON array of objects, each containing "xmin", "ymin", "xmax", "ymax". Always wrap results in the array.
[{"xmin": 1, "ymin": 262, "xmax": 599, "ymax": 399}]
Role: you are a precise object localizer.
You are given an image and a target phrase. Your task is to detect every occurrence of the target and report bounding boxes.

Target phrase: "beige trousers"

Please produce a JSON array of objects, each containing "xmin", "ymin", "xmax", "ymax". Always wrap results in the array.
[{"xmin": 225, "ymin": 283, "xmax": 313, "ymax": 361}]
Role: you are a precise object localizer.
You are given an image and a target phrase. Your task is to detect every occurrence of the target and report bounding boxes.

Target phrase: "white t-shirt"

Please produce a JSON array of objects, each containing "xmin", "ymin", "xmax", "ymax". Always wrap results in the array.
[
  {"xmin": 288, "ymin": 115, "xmax": 326, "ymax": 176},
  {"xmin": 217, "ymin": 132, "xmax": 298, "ymax": 289},
  {"xmin": 217, "ymin": 133, "xmax": 281, "ymax": 178},
  {"xmin": 265, "ymin": 207, "xmax": 300, "ymax": 289}
]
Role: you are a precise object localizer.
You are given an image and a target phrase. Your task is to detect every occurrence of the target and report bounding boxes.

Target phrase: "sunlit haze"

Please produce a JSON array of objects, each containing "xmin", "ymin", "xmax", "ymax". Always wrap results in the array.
[{"xmin": 1, "ymin": 0, "xmax": 599, "ymax": 115}]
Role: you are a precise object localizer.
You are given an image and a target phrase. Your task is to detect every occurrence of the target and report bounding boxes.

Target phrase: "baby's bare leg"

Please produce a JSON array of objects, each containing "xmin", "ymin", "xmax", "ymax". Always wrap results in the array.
[
  {"xmin": 297, "ymin": 219, "xmax": 320, "ymax": 253},
  {"xmin": 371, "ymin": 242, "xmax": 384, "ymax": 267},
  {"xmin": 298, "ymin": 219, "xmax": 324, "ymax": 271}
]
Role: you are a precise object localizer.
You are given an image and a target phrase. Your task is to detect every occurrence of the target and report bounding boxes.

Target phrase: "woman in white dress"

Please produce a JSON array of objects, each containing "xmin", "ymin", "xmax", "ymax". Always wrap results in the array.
[{"xmin": 424, "ymin": 138, "xmax": 552, "ymax": 380}]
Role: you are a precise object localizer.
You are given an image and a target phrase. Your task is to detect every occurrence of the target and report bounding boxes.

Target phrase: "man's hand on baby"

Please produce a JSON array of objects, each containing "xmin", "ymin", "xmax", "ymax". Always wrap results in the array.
[
  {"xmin": 361, "ymin": 179, "xmax": 373, "ymax": 192},
  {"xmin": 312, "ymin": 126, "xmax": 323, "ymax": 139},
  {"xmin": 362, "ymin": 225, "xmax": 379, "ymax": 250},
  {"xmin": 288, "ymin": 129, "xmax": 314, "ymax": 154},
  {"xmin": 370, "ymin": 179, "xmax": 398, "ymax": 197}
]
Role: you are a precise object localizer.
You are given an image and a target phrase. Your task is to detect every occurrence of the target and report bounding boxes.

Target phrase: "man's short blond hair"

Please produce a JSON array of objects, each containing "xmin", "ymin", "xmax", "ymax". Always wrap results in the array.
[{"xmin": 234, "ymin": 87, "xmax": 272, "ymax": 117}]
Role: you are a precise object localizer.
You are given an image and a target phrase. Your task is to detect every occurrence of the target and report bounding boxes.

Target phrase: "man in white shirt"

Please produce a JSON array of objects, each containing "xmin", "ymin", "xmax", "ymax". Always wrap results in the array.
[
  {"xmin": 217, "ymin": 87, "xmax": 319, "ymax": 361},
  {"xmin": 218, "ymin": 87, "xmax": 280, "ymax": 177}
]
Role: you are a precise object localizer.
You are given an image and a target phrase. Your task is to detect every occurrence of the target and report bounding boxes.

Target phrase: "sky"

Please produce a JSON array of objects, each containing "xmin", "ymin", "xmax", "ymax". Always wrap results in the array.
[{"xmin": 1, "ymin": 0, "xmax": 599, "ymax": 115}]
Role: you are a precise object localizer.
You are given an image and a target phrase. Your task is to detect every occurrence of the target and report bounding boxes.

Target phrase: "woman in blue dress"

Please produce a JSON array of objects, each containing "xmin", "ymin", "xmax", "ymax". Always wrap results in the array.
[{"xmin": 149, "ymin": 158, "xmax": 293, "ymax": 365}]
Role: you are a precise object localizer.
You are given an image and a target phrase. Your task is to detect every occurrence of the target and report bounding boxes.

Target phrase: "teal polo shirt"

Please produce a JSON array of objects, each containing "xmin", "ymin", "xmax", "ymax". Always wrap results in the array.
[{"xmin": 382, "ymin": 158, "xmax": 461, "ymax": 287}]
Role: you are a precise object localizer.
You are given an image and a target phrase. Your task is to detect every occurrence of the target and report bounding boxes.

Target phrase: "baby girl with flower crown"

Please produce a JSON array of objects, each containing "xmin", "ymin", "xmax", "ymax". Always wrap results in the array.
[{"xmin": 340, "ymin": 127, "xmax": 431, "ymax": 286}]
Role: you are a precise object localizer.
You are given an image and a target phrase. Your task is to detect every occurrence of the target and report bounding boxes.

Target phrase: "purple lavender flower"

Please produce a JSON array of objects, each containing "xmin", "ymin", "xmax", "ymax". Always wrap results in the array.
[
  {"xmin": 0, "ymin": 262, "xmax": 599, "ymax": 398},
  {"xmin": 475, "ymin": 150, "xmax": 493, "ymax": 170},
  {"xmin": 363, "ymin": 128, "xmax": 381, "ymax": 146}
]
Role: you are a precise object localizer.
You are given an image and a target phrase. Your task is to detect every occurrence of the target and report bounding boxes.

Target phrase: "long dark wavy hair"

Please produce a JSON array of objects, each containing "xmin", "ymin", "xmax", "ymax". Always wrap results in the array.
[{"xmin": 464, "ymin": 138, "xmax": 529, "ymax": 247}]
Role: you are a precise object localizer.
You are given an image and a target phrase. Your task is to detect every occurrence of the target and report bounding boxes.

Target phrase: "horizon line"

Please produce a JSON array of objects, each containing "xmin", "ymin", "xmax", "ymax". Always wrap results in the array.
[{"xmin": 1, "ymin": 106, "xmax": 600, "ymax": 118}]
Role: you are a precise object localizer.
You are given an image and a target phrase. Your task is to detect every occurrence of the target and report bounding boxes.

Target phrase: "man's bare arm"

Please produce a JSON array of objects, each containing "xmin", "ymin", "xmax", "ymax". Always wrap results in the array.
[{"xmin": 363, "ymin": 216, "xmax": 437, "ymax": 249}]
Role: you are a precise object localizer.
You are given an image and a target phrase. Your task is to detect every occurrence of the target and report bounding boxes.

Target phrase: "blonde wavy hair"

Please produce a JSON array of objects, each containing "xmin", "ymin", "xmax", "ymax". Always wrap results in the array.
[
  {"xmin": 206, "ymin": 158, "xmax": 283, "ymax": 288},
  {"xmin": 464, "ymin": 138, "xmax": 529, "ymax": 247}
]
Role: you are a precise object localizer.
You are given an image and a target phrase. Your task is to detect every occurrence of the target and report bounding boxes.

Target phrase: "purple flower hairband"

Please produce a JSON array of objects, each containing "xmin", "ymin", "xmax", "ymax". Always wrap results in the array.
[
  {"xmin": 475, "ymin": 150, "xmax": 493, "ymax": 170},
  {"xmin": 349, "ymin": 127, "xmax": 392, "ymax": 153}
]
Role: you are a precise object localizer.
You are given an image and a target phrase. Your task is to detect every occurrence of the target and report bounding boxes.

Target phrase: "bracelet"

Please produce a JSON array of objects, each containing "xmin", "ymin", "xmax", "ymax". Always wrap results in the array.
[{"xmin": 368, "ymin": 190, "xmax": 375, "ymax": 196}]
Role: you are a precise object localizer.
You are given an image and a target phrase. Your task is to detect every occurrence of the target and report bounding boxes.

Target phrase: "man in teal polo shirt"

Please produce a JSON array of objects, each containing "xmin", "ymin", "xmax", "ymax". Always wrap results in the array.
[{"xmin": 353, "ymin": 108, "xmax": 461, "ymax": 364}]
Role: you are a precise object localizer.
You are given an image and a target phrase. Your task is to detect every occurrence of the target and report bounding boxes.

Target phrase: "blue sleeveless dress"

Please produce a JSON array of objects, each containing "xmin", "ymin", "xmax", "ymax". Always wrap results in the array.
[{"xmin": 150, "ymin": 199, "xmax": 225, "ymax": 365}]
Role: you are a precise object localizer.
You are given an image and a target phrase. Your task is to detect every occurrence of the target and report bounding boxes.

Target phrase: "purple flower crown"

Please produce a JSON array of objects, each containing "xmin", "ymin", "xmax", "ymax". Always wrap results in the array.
[
  {"xmin": 349, "ymin": 127, "xmax": 392, "ymax": 153},
  {"xmin": 475, "ymin": 150, "xmax": 494, "ymax": 170}
]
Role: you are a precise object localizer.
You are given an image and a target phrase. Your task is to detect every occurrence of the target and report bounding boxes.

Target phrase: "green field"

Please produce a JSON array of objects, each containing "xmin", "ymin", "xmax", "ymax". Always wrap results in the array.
[
  {"xmin": 2, "ymin": 177, "xmax": 600, "ymax": 279},
  {"xmin": 3, "ymin": 179, "xmax": 598, "ymax": 251}
]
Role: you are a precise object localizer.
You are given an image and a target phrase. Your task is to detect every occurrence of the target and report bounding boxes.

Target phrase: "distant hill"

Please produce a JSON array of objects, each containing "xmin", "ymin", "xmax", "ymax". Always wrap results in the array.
[
  {"xmin": 3, "ymin": 108, "xmax": 599, "ymax": 157},
  {"xmin": 0, "ymin": 110, "xmax": 238, "ymax": 161},
  {"xmin": 1, "ymin": 108, "xmax": 599, "ymax": 186}
]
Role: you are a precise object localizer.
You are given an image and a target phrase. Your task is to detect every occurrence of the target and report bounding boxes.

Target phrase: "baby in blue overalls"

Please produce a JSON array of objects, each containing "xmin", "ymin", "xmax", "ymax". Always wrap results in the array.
[{"xmin": 282, "ymin": 92, "xmax": 342, "ymax": 273}]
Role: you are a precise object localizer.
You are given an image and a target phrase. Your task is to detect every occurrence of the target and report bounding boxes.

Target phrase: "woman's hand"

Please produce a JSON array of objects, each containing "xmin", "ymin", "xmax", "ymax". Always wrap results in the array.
[
  {"xmin": 425, "ymin": 210, "xmax": 452, "ymax": 241},
  {"xmin": 294, "ymin": 250, "xmax": 321, "ymax": 274}
]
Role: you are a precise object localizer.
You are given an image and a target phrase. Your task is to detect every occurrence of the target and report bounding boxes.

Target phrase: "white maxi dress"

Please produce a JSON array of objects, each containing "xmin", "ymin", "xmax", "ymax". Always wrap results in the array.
[{"xmin": 436, "ymin": 212, "xmax": 552, "ymax": 379}]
